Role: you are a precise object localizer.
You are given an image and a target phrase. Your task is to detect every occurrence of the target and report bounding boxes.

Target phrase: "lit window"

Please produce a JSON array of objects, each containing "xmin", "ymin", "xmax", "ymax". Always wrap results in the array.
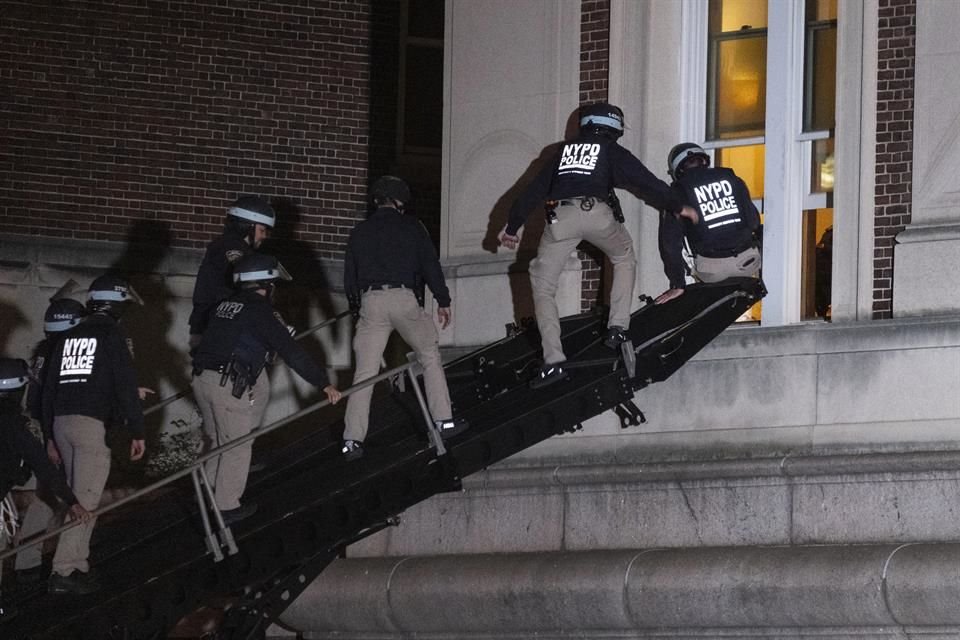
[
  {"xmin": 707, "ymin": 0, "xmax": 768, "ymax": 140},
  {"xmin": 803, "ymin": 0, "xmax": 837, "ymax": 134},
  {"xmin": 702, "ymin": 0, "xmax": 837, "ymax": 323}
]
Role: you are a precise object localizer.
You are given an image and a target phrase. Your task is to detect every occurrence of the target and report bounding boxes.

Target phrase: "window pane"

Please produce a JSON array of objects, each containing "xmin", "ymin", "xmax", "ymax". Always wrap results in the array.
[
  {"xmin": 709, "ymin": 35, "xmax": 767, "ymax": 139},
  {"xmin": 708, "ymin": 0, "xmax": 768, "ymax": 141},
  {"xmin": 716, "ymin": 144, "xmax": 765, "ymax": 200},
  {"xmin": 806, "ymin": 0, "xmax": 837, "ymax": 21},
  {"xmin": 403, "ymin": 45, "xmax": 443, "ymax": 150},
  {"xmin": 711, "ymin": 0, "xmax": 768, "ymax": 33},
  {"xmin": 407, "ymin": 0, "xmax": 444, "ymax": 39},
  {"xmin": 804, "ymin": 25, "xmax": 836, "ymax": 132},
  {"xmin": 801, "ymin": 209, "xmax": 833, "ymax": 320},
  {"xmin": 811, "ymin": 137, "xmax": 834, "ymax": 194}
]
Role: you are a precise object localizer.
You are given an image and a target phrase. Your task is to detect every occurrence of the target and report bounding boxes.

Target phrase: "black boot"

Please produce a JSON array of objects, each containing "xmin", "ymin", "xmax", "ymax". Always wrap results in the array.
[
  {"xmin": 341, "ymin": 439, "xmax": 364, "ymax": 462},
  {"xmin": 530, "ymin": 363, "xmax": 568, "ymax": 389},
  {"xmin": 603, "ymin": 326, "xmax": 628, "ymax": 349},
  {"xmin": 436, "ymin": 418, "xmax": 469, "ymax": 439},
  {"xmin": 0, "ymin": 590, "xmax": 18, "ymax": 622}
]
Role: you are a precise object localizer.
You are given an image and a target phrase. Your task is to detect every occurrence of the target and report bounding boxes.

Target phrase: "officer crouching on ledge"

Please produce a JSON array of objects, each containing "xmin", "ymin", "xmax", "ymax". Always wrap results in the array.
[
  {"xmin": 191, "ymin": 253, "xmax": 341, "ymax": 526},
  {"xmin": 655, "ymin": 142, "xmax": 762, "ymax": 305},
  {"xmin": 341, "ymin": 175, "xmax": 467, "ymax": 462}
]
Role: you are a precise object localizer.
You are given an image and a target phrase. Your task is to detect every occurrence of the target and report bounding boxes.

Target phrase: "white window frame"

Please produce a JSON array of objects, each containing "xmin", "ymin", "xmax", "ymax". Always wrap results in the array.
[{"xmin": 676, "ymin": 0, "xmax": 872, "ymax": 325}]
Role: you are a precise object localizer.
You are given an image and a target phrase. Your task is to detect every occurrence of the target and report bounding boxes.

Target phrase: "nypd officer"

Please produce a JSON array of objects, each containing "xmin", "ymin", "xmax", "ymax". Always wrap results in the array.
[
  {"xmin": 655, "ymin": 143, "xmax": 761, "ymax": 305},
  {"xmin": 188, "ymin": 195, "xmax": 276, "ymax": 348},
  {"xmin": 42, "ymin": 275, "xmax": 146, "ymax": 595},
  {"xmin": 499, "ymin": 103, "xmax": 696, "ymax": 388},
  {"xmin": 13, "ymin": 296, "xmax": 87, "ymax": 582},
  {"xmin": 341, "ymin": 175, "xmax": 466, "ymax": 461},
  {"xmin": 0, "ymin": 358, "xmax": 91, "ymax": 618},
  {"xmin": 191, "ymin": 253, "xmax": 341, "ymax": 525}
]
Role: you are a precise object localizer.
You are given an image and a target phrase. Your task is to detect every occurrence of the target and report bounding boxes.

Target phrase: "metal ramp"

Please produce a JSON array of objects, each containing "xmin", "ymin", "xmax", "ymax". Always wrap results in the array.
[{"xmin": 2, "ymin": 278, "xmax": 764, "ymax": 640}]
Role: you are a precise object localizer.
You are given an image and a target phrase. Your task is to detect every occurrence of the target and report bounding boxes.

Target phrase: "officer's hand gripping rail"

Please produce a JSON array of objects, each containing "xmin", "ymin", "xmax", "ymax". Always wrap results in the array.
[
  {"xmin": 143, "ymin": 309, "xmax": 353, "ymax": 416},
  {"xmin": 0, "ymin": 356, "xmax": 439, "ymax": 568},
  {"xmin": 0, "ymin": 308, "xmax": 445, "ymax": 567}
]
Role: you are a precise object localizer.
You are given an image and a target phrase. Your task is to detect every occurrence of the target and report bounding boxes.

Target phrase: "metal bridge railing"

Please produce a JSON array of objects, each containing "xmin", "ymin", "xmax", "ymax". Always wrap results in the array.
[{"xmin": 1, "ymin": 309, "xmax": 445, "ymax": 562}]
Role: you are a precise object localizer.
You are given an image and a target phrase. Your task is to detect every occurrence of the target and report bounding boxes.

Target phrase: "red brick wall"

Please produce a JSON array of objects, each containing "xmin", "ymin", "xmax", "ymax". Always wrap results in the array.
[
  {"xmin": 0, "ymin": 0, "xmax": 378, "ymax": 259},
  {"xmin": 579, "ymin": 0, "xmax": 611, "ymax": 312},
  {"xmin": 874, "ymin": 0, "xmax": 916, "ymax": 319}
]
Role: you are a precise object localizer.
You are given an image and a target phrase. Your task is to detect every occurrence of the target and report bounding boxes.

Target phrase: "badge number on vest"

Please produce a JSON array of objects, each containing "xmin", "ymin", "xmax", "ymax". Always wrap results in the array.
[
  {"xmin": 694, "ymin": 180, "xmax": 741, "ymax": 229},
  {"xmin": 60, "ymin": 338, "xmax": 98, "ymax": 377}
]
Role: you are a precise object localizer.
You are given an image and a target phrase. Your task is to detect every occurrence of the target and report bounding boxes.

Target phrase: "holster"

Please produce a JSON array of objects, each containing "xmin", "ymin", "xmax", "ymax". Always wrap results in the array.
[
  {"xmin": 607, "ymin": 191, "xmax": 625, "ymax": 223},
  {"xmin": 220, "ymin": 356, "xmax": 263, "ymax": 399},
  {"xmin": 414, "ymin": 274, "xmax": 425, "ymax": 307},
  {"xmin": 544, "ymin": 200, "xmax": 559, "ymax": 225}
]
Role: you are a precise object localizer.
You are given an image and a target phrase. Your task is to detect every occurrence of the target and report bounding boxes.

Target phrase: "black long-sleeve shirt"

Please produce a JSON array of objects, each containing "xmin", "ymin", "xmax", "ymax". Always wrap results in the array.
[
  {"xmin": 0, "ymin": 411, "xmax": 78, "ymax": 506},
  {"xmin": 193, "ymin": 290, "xmax": 331, "ymax": 389},
  {"xmin": 42, "ymin": 314, "xmax": 145, "ymax": 440},
  {"xmin": 344, "ymin": 207, "xmax": 450, "ymax": 307},
  {"xmin": 505, "ymin": 134, "xmax": 685, "ymax": 235},
  {"xmin": 189, "ymin": 229, "xmax": 252, "ymax": 336}
]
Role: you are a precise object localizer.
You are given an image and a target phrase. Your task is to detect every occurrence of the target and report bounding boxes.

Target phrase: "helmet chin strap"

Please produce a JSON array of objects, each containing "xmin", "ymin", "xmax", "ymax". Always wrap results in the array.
[{"xmin": 256, "ymin": 282, "xmax": 276, "ymax": 301}]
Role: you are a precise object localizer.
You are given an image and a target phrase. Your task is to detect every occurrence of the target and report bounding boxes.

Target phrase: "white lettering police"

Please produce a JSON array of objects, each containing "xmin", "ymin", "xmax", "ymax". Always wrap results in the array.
[
  {"xmin": 60, "ymin": 337, "xmax": 98, "ymax": 376},
  {"xmin": 693, "ymin": 179, "xmax": 741, "ymax": 229},
  {"xmin": 558, "ymin": 143, "xmax": 601, "ymax": 174}
]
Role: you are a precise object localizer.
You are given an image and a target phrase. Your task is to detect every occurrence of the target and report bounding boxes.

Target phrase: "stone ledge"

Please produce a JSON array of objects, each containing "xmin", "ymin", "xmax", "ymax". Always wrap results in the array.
[
  {"xmin": 283, "ymin": 544, "xmax": 960, "ymax": 637},
  {"xmin": 465, "ymin": 447, "xmax": 960, "ymax": 490}
]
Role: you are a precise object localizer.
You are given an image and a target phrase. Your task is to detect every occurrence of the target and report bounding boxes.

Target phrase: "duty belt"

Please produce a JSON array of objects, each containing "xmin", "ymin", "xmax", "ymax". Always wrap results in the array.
[
  {"xmin": 192, "ymin": 362, "xmax": 228, "ymax": 376},
  {"xmin": 363, "ymin": 283, "xmax": 407, "ymax": 293},
  {"xmin": 699, "ymin": 243, "xmax": 755, "ymax": 259},
  {"xmin": 556, "ymin": 196, "xmax": 600, "ymax": 211}
]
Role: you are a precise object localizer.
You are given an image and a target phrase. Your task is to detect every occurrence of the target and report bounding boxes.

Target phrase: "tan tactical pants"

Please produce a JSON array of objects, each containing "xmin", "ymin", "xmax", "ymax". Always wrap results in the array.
[
  {"xmin": 529, "ymin": 200, "xmax": 636, "ymax": 365},
  {"xmin": 51, "ymin": 415, "xmax": 111, "ymax": 576},
  {"xmin": 694, "ymin": 245, "xmax": 762, "ymax": 283},
  {"xmin": 192, "ymin": 369, "xmax": 270, "ymax": 511},
  {"xmin": 343, "ymin": 288, "xmax": 451, "ymax": 443},
  {"xmin": 14, "ymin": 481, "xmax": 59, "ymax": 571}
]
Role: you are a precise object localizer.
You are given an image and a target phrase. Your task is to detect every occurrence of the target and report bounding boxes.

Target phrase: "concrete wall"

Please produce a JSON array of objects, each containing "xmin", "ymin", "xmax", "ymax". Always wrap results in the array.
[{"xmin": 282, "ymin": 315, "xmax": 960, "ymax": 637}]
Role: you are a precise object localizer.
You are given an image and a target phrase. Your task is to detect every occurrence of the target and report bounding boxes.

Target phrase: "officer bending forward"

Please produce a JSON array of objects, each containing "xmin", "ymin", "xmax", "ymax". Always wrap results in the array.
[
  {"xmin": 341, "ymin": 176, "xmax": 467, "ymax": 461},
  {"xmin": 191, "ymin": 253, "xmax": 341, "ymax": 525},
  {"xmin": 500, "ymin": 103, "xmax": 695, "ymax": 388}
]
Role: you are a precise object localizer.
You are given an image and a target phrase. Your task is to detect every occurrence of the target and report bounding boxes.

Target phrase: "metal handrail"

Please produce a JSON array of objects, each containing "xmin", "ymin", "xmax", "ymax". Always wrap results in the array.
[
  {"xmin": 143, "ymin": 309, "xmax": 352, "ymax": 416},
  {"xmin": 1, "ymin": 344, "xmax": 420, "ymax": 562}
]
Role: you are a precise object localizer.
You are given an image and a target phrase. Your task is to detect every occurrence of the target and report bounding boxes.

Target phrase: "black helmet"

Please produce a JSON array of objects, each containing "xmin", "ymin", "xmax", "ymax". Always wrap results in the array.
[
  {"xmin": 370, "ymin": 176, "xmax": 411, "ymax": 207},
  {"xmin": 87, "ymin": 274, "xmax": 143, "ymax": 319},
  {"xmin": 0, "ymin": 358, "xmax": 30, "ymax": 406},
  {"xmin": 668, "ymin": 142, "xmax": 710, "ymax": 179},
  {"xmin": 44, "ymin": 298, "xmax": 86, "ymax": 333},
  {"xmin": 233, "ymin": 252, "xmax": 292, "ymax": 289},
  {"xmin": 579, "ymin": 103, "xmax": 625, "ymax": 139},
  {"xmin": 228, "ymin": 195, "xmax": 276, "ymax": 229}
]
